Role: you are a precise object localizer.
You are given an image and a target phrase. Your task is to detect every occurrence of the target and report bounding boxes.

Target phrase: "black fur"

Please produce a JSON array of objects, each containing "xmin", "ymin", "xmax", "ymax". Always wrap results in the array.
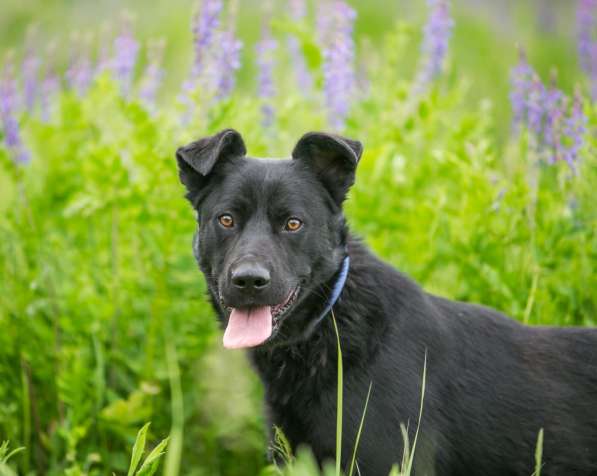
[{"xmin": 176, "ymin": 129, "xmax": 597, "ymax": 476}]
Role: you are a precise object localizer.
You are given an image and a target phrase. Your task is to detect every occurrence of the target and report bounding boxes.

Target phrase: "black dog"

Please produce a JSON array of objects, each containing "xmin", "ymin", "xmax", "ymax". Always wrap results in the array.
[{"xmin": 176, "ymin": 129, "xmax": 597, "ymax": 476}]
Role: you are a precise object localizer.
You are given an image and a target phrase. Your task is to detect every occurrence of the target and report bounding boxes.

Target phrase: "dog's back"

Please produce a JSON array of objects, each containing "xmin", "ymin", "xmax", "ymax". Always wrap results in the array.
[{"xmin": 256, "ymin": 241, "xmax": 597, "ymax": 475}]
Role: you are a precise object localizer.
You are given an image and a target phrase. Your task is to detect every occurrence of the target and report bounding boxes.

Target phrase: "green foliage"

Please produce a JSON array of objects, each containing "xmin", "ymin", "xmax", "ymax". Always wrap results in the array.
[{"xmin": 0, "ymin": 7, "xmax": 596, "ymax": 476}]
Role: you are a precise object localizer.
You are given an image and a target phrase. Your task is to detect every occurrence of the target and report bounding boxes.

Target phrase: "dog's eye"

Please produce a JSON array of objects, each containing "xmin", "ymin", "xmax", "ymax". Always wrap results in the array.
[
  {"xmin": 285, "ymin": 218, "xmax": 303, "ymax": 232},
  {"xmin": 218, "ymin": 214, "xmax": 235, "ymax": 228}
]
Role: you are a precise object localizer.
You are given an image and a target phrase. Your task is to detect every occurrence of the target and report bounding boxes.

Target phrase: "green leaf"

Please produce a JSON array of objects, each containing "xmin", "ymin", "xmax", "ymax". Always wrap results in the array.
[
  {"xmin": 136, "ymin": 437, "xmax": 169, "ymax": 476},
  {"xmin": 127, "ymin": 422, "xmax": 150, "ymax": 476}
]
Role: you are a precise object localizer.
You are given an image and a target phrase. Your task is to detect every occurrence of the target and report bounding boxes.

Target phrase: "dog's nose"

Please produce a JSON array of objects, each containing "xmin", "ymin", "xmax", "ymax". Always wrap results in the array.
[{"xmin": 231, "ymin": 263, "xmax": 271, "ymax": 291}]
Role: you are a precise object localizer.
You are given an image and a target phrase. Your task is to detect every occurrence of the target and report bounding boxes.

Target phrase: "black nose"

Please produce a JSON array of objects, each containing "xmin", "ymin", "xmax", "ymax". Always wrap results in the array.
[{"xmin": 231, "ymin": 262, "xmax": 271, "ymax": 291}]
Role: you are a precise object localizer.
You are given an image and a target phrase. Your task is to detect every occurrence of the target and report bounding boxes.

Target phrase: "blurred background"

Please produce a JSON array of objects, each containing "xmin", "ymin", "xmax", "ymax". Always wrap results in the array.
[
  {"xmin": 0, "ymin": 0, "xmax": 586, "ymax": 134},
  {"xmin": 0, "ymin": 0, "xmax": 595, "ymax": 475}
]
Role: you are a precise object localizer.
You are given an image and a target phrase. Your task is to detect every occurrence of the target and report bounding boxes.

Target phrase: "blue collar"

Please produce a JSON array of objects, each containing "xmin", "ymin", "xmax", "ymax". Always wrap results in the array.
[{"xmin": 312, "ymin": 255, "xmax": 350, "ymax": 326}]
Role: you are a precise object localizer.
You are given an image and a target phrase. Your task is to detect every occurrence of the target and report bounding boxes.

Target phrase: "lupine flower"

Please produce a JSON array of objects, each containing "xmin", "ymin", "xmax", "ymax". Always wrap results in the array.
[
  {"xmin": 191, "ymin": 0, "xmax": 223, "ymax": 76},
  {"xmin": 317, "ymin": 1, "xmax": 357, "ymax": 129},
  {"xmin": 214, "ymin": 29, "xmax": 243, "ymax": 99},
  {"xmin": 509, "ymin": 48, "xmax": 534, "ymax": 131},
  {"xmin": 179, "ymin": 0, "xmax": 224, "ymax": 122},
  {"xmin": 577, "ymin": 0, "xmax": 596, "ymax": 73},
  {"xmin": 112, "ymin": 15, "xmax": 140, "ymax": 97},
  {"xmin": 0, "ymin": 58, "xmax": 30, "ymax": 164},
  {"xmin": 22, "ymin": 27, "xmax": 40, "ymax": 113},
  {"xmin": 526, "ymin": 74, "xmax": 545, "ymax": 137},
  {"xmin": 414, "ymin": 0, "xmax": 454, "ymax": 92},
  {"xmin": 577, "ymin": 0, "xmax": 597, "ymax": 100},
  {"xmin": 40, "ymin": 44, "xmax": 60, "ymax": 122},
  {"xmin": 287, "ymin": 0, "xmax": 312, "ymax": 91},
  {"xmin": 561, "ymin": 90, "xmax": 587, "ymax": 171},
  {"xmin": 138, "ymin": 39, "xmax": 165, "ymax": 113},
  {"xmin": 509, "ymin": 53, "xmax": 587, "ymax": 172},
  {"xmin": 542, "ymin": 72, "xmax": 565, "ymax": 162},
  {"xmin": 213, "ymin": 0, "xmax": 242, "ymax": 99},
  {"xmin": 256, "ymin": 20, "xmax": 277, "ymax": 127},
  {"xmin": 66, "ymin": 34, "xmax": 94, "ymax": 96}
]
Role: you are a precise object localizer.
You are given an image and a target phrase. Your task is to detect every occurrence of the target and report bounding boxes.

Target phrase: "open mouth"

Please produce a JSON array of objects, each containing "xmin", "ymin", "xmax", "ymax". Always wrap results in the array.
[
  {"xmin": 271, "ymin": 286, "xmax": 300, "ymax": 325},
  {"xmin": 220, "ymin": 287, "xmax": 300, "ymax": 349}
]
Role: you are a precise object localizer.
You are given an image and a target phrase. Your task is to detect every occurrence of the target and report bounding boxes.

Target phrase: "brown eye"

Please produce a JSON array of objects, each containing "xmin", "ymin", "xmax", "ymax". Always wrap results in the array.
[
  {"xmin": 285, "ymin": 217, "xmax": 303, "ymax": 232},
  {"xmin": 218, "ymin": 214, "xmax": 234, "ymax": 228}
]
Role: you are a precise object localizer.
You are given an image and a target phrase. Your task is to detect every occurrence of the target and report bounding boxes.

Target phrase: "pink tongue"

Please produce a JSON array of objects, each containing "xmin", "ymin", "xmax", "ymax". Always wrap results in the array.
[{"xmin": 223, "ymin": 306, "xmax": 273, "ymax": 349}]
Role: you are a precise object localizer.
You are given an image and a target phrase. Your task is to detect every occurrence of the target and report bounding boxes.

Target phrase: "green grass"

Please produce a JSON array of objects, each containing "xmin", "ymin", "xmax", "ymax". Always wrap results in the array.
[{"xmin": 0, "ymin": 1, "xmax": 595, "ymax": 475}]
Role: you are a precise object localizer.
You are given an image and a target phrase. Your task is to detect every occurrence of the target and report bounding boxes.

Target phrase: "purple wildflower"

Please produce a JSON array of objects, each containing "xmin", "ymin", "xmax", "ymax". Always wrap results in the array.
[
  {"xmin": 544, "ymin": 108, "xmax": 565, "ymax": 162},
  {"xmin": 577, "ymin": 0, "xmax": 596, "ymax": 72},
  {"xmin": 508, "ymin": 52, "xmax": 587, "ymax": 172},
  {"xmin": 215, "ymin": 29, "xmax": 243, "ymax": 99},
  {"xmin": 22, "ymin": 27, "xmax": 40, "ymax": 113},
  {"xmin": 509, "ymin": 47, "xmax": 534, "ymax": 131},
  {"xmin": 577, "ymin": 0, "xmax": 597, "ymax": 100},
  {"xmin": 561, "ymin": 91, "xmax": 587, "ymax": 171},
  {"xmin": 0, "ymin": 58, "xmax": 30, "ymax": 164},
  {"xmin": 526, "ymin": 74, "xmax": 546, "ymax": 138},
  {"xmin": 192, "ymin": 0, "xmax": 223, "ymax": 76},
  {"xmin": 179, "ymin": 0, "xmax": 224, "ymax": 122},
  {"xmin": 138, "ymin": 39, "xmax": 165, "ymax": 113},
  {"xmin": 287, "ymin": 0, "xmax": 312, "ymax": 92},
  {"xmin": 112, "ymin": 15, "xmax": 140, "ymax": 97},
  {"xmin": 317, "ymin": 1, "xmax": 357, "ymax": 129},
  {"xmin": 66, "ymin": 34, "xmax": 94, "ymax": 96},
  {"xmin": 287, "ymin": 37, "xmax": 312, "ymax": 91},
  {"xmin": 256, "ymin": 20, "xmax": 277, "ymax": 127},
  {"xmin": 415, "ymin": 0, "xmax": 454, "ymax": 92},
  {"xmin": 40, "ymin": 44, "xmax": 61, "ymax": 122},
  {"xmin": 542, "ymin": 73, "xmax": 566, "ymax": 162},
  {"xmin": 213, "ymin": 0, "xmax": 242, "ymax": 99}
]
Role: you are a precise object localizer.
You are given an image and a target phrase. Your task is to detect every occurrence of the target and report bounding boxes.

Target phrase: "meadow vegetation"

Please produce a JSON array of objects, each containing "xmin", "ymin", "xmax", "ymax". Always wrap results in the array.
[{"xmin": 0, "ymin": 0, "xmax": 595, "ymax": 474}]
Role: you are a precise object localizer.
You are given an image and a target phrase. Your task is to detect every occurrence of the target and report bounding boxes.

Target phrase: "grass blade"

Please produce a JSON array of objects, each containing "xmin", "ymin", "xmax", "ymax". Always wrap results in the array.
[
  {"xmin": 128, "ymin": 422, "xmax": 150, "ymax": 476},
  {"xmin": 405, "ymin": 351, "xmax": 427, "ymax": 476},
  {"xmin": 348, "ymin": 381, "xmax": 373, "ymax": 476},
  {"xmin": 163, "ymin": 335, "xmax": 184, "ymax": 476},
  {"xmin": 533, "ymin": 428, "xmax": 544, "ymax": 476},
  {"xmin": 399, "ymin": 423, "xmax": 410, "ymax": 471},
  {"xmin": 331, "ymin": 311, "xmax": 343, "ymax": 476}
]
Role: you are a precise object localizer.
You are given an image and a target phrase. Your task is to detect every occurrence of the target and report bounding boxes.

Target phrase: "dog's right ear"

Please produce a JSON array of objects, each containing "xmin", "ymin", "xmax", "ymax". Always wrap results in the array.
[
  {"xmin": 292, "ymin": 132, "xmax": 363, "ymax": 206},
  {"xmin": 176, "ymin": 129, "xmax": 246, "ymax": 205}
]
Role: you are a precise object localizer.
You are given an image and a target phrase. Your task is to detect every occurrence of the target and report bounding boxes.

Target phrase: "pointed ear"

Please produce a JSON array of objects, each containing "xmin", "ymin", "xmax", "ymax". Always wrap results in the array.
[
  {"xmin": 176, "ymin": 129, "xmax": 246, "ymax": 205},
  {"xmin": 291, "ymin": 132, "xmax": 363, "ymax": 205}
]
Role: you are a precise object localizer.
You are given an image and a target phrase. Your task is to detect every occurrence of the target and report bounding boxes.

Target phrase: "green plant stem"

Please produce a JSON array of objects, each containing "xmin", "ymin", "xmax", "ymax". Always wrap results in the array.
[
  {"xmin": 331, "ymin": 311, "xmax": 343, "ymax": 476},
  {"xmin": 163, "ymin": 331, "xmax": 183, "ymax": 476}
]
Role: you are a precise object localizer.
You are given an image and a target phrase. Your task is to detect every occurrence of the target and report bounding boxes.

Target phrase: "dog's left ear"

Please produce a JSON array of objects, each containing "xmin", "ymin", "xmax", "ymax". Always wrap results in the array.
[
  {"xmin": 292, "ymin": 132, "xmax": 363, "ymax": 205},
  {"xmin": 176, "ymin": 129, "xmax": 246, "ymax": 206}
]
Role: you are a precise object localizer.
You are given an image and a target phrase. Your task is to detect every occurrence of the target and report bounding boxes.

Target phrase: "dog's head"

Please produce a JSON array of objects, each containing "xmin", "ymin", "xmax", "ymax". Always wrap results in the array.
[{"xmin": 176, "ymin": 129, "xmax": 362, "ymax": 349}]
